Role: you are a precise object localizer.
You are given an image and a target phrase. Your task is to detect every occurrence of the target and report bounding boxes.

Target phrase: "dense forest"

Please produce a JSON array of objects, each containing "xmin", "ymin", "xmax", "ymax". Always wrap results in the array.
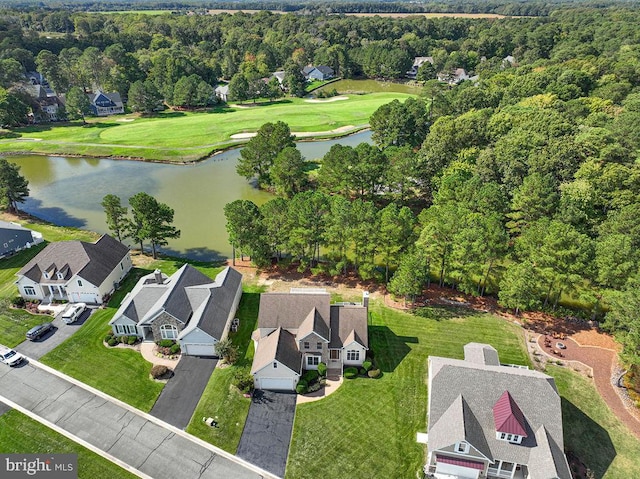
[{"xmin": 1, "ymin": 4, "xmax": 640, "ymax": 366}]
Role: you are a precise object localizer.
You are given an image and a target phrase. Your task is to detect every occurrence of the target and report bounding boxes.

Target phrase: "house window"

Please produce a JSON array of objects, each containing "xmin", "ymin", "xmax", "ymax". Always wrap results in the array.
[
  {"xmin": 57, "ymin": 272, "xmax": 64, "ymax": 279},
  {"xmin": 455, "ymin": 442, "xmax": 470, "ymax": 454},
  {"xmin": 160, "ymin": 324, "xmax": 178, "ymax": 340},
  {"xmin": 347, "ymin": 350, "xmax": 360, "ymax": 361},
  {"xmin": 316, "ymin": 342, "xmax": 322, "ymax": 350},
  {"xmin": 23, "ymin": 286, "xmax": 36, "ymax": 296},
  {"xmin": 303, "ymin": 341, "xmax": 310, "ymax": 349},
  {"xmin": 120, "ymin": 262, "xmax": 124, "ymax": 270},
  {"xmin": 273, "ymin": 362, "xmax": 278, "ymax": 368},
  {"xmin": 116, "ymin": 324, "xmax": 137, "ymax": 335},
  {"xmin": 77, "ymin": 279, "xmax": 83, "ymax": 287},
  {"xmin": 307, "ymin": 356, "xmax": 319, "ymax": 366}
]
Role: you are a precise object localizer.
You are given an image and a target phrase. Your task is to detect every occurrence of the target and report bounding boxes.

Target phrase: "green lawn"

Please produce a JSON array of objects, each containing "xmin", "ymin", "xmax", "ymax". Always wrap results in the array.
[
  {"xmin": 286, "ymin": 303, "xmax": 530, "ymax": 479},
  {"xmin": 0, "ymin": 410, "xmax": 136, "ymax": 479},
  {"xmin": 0, "ymin": 93, "xmax": 412, "ymax": 162},
  {"xmin": 548, "ymin": 366, "xmax": 640, "ymax": 478},
  {"xmin": 186, "ymin": 285, "xmax": 263, "ymax": 453}
]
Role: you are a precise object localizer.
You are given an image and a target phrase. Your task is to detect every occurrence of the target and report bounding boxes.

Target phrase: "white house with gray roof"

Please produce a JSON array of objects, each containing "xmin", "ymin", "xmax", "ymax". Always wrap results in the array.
[
  {"xmin": 15, "ymin": 234, "xmax": 131, "ymax": 304},
  {"xmin": 425, "ymin": 343, "xmax": 571, "ymax": 479},
  {"xmin": 251, "ymin": 289, "xmax": 369, "ymax": 391},
  {"xmin": 109, "ymin": 264, "xmax": 242, "ymax": 356}
]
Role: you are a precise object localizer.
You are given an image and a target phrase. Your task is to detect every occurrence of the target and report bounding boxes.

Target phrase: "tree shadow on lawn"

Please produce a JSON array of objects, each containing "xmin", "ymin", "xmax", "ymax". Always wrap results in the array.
[
  {"xmin": 369, "ymin": 325, "xmax": 418, "ymax": 373},
  {"xmin": 413, "ymin": 305, "xmax": 481, "ymax": 321},
  {"xmin": 561, "ymin": 397, "xmax": 616, "ymax": 478}
]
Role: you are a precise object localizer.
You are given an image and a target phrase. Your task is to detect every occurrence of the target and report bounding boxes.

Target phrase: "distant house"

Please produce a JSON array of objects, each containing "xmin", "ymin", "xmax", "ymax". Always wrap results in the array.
[
  {"xmin": 0, "ymin": 221, "xmax": 43, "ymax": 258},
  {"xmin": 425, "ymin": 343, "xmax": 572, "ymax": 479},
  {"xmin": 503, "ymin": 55, "xmax": 517, "ymax": 68},
  {"xmin": 109, "ymin": 265, "xmax": 242, "ymax": 356},
  {"xmin": 437, "ymin": 68, "xmax": 471, "ymax": 85},
  {"xmin": 272, "ymin": 71, "xmax": 286, "ymax": 88},
  {"xmin": 406, "ymin": 56, "xmax": 434, "ymax": 79},
  {"xmin": 25, "ymin": 71, "xmax": 48, "ymax": 87},
  {"xmin": 16, "ymin": 234, "xmax": 131, "ymax": 304},
  {"xmin": 251, "ymin": 289, "xmax": 369, "ymax": 391},
  {"xmin": 215, "ymin": 84, "xmax": 229, "ymax": 102},
  {"xmin": 86, "ymin": 91, "xmax": 124, "ymax": 116},
  {"xmin": 24, "ymin": 84, "xmax": 63, "ymax": 122},
  {"xmin": 302, "ymin": 65, "xmax": 335, "ymax": 81}
]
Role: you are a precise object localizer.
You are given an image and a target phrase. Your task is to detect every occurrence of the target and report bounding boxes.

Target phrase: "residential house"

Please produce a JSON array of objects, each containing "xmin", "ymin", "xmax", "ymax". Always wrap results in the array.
[
  {"xmin": 0, "ymin": 221, "xmax": 43, "ymax": 258},
  {"xmin": 215, "ymin": 84, "xmax": 229, "ymax": 102},
  {"xmin": 16, "ymin": 234, "xmax": 131, "ymax": 304},
  {"xmin": 23, "ymin": 84, "xmax": 63, "ymax": 122},
  {"xmin": 272, "ymin": 70, "xmax": 286, "ymax": 87},
  {"xmin": 437, "ymin": 68, "xmax": 471, "ymax": 85},
  {"xmin": 25, "ymin": 71, "xmax": 48, "ymax": 87},
  {"xmin": 109, "ymin": 265, "xmax": 242, "ymax": 356},
  {"xmin": 302, "ymin": 65, "xmax": 335, "ymax": 81},
  {"xmin": 406, "ymin": 56, "xmax": 434, "ymax": 79},
  {"xmin": 425, "ymin": 343, "xmax": 572, "ymax": 479},
  {"xmin": 503, "ymin": 55, "xmax": 517, "ymax": 68},
  {"xmin": 86, "ymin": 91, "xmax": 124, "ymax": 116},
  {"xmin": 251, "ymin": 289, "xmax": 369, "ymax": 391}
]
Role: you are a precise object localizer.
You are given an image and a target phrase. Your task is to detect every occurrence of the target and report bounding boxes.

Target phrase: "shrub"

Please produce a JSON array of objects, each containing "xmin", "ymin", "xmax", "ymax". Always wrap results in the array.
[
  {"xmin": 12, "ymin": 297, "xmax": 25, "ymax": 308},
  {"xmin": 344, "ymin": 367, "xmax": 358, "ymax": 379},
  {"xmin": 232, "ymin": 368, "xmax": 254, "ymax": 394},
  {"xmin": 118, "ymin": 335, "xmax": 129, "ymax": 343},
  {"xmin": 302, "ymin": 370, "xmax": 319, "ymax": 383},
  {"xmin": 158, "ymin": 339, "xmax": 175, "ymax": 348},
  {"xmin": 362, "ymin": 360, "xmax": 373, "ymax": 372},
  {"xmin": 296, "ymin": 380, "xmax": 308, "ymax": 394},
  {"xmin": 307, "ymin": 381, "xmax": 322, "ymax": 393},
  {"xmin": 368, "ymin": 369, "xmax": 381, "ymax": 379},
  {"xmin": 127, "ymin": 336, "xmax": 137, "ymax": 345},
  {"xmin": 104, "ymin": 333, "xmax": 114, "ymax": 342},
  {"xmin": 150, "ymin": 365, "xmax": 169, "ymax": 379},
  {"xmin": 215, "ymin": 337, "xmax": 239, "ymax": 364},
  {"xmin": 317, "ymin": 362, "xmax": 327, "ymax": 377},
  {"xmin": 359, "ymin": 368, "xmax": 366, "ymax": 376},
  {"xmin": 107, "ymin": 338, "xmax": 118, "ymax": 347},
  {"xmin": 169, "ymin": 343, "xmax": 181, "ymax": 355}
]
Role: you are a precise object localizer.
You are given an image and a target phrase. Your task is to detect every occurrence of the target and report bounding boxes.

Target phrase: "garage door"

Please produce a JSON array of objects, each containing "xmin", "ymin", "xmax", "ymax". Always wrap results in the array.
[
  {"xmin": 71, "ymin": 292, "xmax": 99, "ymax": 304},
  {"xmin": 259, "ymin": 377, "xmax": 294, "ymax": 391},
  {"xmin": 182, "ymin": 343, "xmax": 215, "ymax": 357}
]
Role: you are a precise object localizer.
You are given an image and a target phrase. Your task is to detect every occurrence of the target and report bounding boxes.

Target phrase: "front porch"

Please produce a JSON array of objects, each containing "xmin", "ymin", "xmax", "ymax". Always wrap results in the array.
[
  {"xmin": 41, "ymin": 284, "xmax": 67, "ymax": 304},
  {"xmin": 424, "ymin": 462, "xmax": 527, "ymax": 479}
]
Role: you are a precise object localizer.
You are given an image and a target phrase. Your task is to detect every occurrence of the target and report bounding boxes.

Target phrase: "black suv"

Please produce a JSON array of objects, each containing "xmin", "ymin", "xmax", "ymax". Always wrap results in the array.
[{"xmin": 26, "ymin": 322, "xmax": 53, "ymax": 341}]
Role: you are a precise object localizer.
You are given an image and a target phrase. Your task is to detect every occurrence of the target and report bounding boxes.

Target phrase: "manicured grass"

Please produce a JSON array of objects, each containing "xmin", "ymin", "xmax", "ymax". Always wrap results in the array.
[
  {"xmin": 186, "ymin": 285, "xmax": 264, "ymax": 453},
  {"xmin": 0, "ymin": 303, "xmax": 50, "ymax": 348},
  {"xmin": 286, "ymin": 303, "xmax": 530, "ymax": 479},
  {"xmin": 0, "ymin": 410, "xmax": 136, "ymax": 479},
  {"xmin": 0, "ymin": 93, "xmax": 413, "ymax": 161},
  {"xmin": 548, "ymin": 366, "xmax": 640, "ymax": 478}
]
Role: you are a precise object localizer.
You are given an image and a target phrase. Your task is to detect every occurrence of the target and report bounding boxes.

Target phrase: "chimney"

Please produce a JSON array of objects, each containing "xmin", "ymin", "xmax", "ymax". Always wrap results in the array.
[
  {"xmin": 154, "ymin": 269, "xmax": 163, "ymax": 284},
  {"xmin": 362, "ymin": 291, "xmax": 369, "ymax": 309}
]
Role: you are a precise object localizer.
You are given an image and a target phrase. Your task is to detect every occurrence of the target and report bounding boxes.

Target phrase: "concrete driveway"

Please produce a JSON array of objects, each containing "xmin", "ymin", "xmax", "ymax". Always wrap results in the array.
[
  {"xmin": 150, "ymin": 356, "xmax": 218, "ymax": 429},
  {"xmin": 0, "ymin": 359, "xmax": 272, "ymax": 479},
  {"xmin": 237, "ymin": 390, "xmax": 297, "ymax": 478},
  {"xmin": 15, "ymin": 308, "xmax": 93, "ymax": 360}
]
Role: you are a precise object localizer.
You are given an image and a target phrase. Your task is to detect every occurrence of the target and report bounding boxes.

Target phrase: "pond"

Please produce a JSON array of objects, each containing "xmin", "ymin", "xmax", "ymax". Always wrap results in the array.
[
  {"xmin": 317, "ymin": 79, "xmax": 423, "ymax": 96},
  {"xmin": 6, "ymin": 130, "xmax": 373, "ymax": 261}
]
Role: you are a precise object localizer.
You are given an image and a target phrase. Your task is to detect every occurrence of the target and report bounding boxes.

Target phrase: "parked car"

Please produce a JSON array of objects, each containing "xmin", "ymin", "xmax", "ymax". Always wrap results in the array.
[
  {"xmin": 62, "ymin": 303, "xmax": 87, "ymax": 324},
  {"xmin": 0, "ymin": 345, "xmax": 25, "ymax": 366},
  {"xmin": 26, "ymin": 322, "xmax": 53, "ymax": 341}
]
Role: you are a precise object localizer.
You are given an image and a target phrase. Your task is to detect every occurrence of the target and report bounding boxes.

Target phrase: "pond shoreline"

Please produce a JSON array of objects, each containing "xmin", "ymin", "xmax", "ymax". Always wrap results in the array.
[{"xmin": 0, "ymin": 125, "xmax": 371, "ymax": 165}]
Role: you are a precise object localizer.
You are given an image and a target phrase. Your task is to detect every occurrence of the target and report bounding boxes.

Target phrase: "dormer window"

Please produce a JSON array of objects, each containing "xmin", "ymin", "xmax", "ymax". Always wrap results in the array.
[
  {"xmin": 43, "ymin": 272, "xmax": 50, "ymax": 279},
  {"xmin": 57, "ymin": 272, "xmax": 64, "ymax": 279},
  {"xmin": 273, "ymin": 362, "xmax": 278, "ymax": 368},
  {"xmin": 455, "ymin": 441, "xmax": 470, "ymax": 454},
  {"xmin": 497, "ymin": 432, "xmax": 524, "ymax": 444}
]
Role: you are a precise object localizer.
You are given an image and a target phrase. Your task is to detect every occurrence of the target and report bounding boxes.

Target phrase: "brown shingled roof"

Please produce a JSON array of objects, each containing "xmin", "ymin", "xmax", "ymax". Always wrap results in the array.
[{"xmin": 329, "ymin": 305, "xmax": 368, "ymax": 349}]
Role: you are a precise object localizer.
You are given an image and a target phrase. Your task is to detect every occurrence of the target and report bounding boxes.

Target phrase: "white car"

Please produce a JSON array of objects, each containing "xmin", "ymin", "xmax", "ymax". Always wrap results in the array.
[
  {"xmin": 62, "ymin": 303, "xmax": 87, "ymax": 324},
  {"xmin": 0, "ymin": 345, "xmax": 25, "ymax": 367}
]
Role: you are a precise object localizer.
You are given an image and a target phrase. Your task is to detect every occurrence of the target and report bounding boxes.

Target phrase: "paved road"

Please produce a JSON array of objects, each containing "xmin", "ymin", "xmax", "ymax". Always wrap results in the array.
[
  {"xmin": 0, "ymin": 401, "xmax": 11, "ymax": 417},
  {"xmin": 15, "ymin": 308, "xmax": 93, "ymax": 360},
  {"xmin": 237, "ymin": 391, "xmax": 297, "ymax": 478},
  {"xmin": 0, "ymin": 359, "xmax": 272, "ymax": 479},
  {"xmin": 150, "ymin": 356, "xmax": 218, "ymax": 429}
]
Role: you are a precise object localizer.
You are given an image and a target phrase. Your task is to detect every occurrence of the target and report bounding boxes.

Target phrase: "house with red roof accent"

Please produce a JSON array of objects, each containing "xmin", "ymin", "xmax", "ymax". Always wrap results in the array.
[{"xmin": 425, "ymin": 343, "xmax": 571, "ymax": 479}]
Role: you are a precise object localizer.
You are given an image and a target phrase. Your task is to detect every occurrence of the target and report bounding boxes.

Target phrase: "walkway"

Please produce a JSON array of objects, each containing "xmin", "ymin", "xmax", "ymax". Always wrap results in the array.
[
  {"xmin": 139, "ymin": 341, "xmax": 181, "ymax": 368},
  {"xmin": 536, "ymin": 334, "xmax": 640, "ymax": 439},
  {"xmin": 297, "ymin": 369, "xmax": 343, "ymax": 404},
  {"xmin": 237, "ymin": 391, "xmax": 297, "ymax": 478},
  {"xmin": 0, "ymin": 358, "xmax": 274, "ymax": 479},
  {"xmin": 150, "ymin": 356, "xmax": 218, "ymax": 429}
]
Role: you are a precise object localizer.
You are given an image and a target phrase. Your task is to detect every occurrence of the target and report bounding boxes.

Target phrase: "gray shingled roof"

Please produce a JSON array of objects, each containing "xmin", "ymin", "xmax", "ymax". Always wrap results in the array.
[
  {"xmin": 297, "ymin": 308, "xmax": 330, "ymax": 342},
  {"xmin": 329, "ymin": 305, "xmax": 368, "ymax": 349},
  {"xmin": 193, "ymin": 267, "xmax": 242, "ymax": 339},
  {"xmin": 160, "ymin": 265, "xmax": 213, "ymax": 322},
  {"xmin": 428, "ymin": 349, "xmax": 571, "ymax": 479},
  {"xmin": 257, "ymin": 293, "xmax": 331, "ymax": 332},
  {"xmin": 251, "ymin": 327, "xmax": 302, "ymax": 375},
  {"xmin": 18, "ymin": 234, "xmax": 128, "ymax": 287},
  {"xmin": 464, "ymin": 343, "xmax": 500, "ymax": 366}
]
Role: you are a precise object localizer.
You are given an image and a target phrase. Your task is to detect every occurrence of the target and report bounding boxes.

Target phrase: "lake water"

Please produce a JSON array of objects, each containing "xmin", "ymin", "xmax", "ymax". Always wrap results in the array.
[{"xmin": 6, "ymin": 130, "xmax": 372, "ymax": 261}]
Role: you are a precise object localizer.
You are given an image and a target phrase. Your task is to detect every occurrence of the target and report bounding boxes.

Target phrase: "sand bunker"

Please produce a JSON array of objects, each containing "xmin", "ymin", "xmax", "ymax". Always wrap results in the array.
[
  {"xmin": 304, "ymin": 96, "xmax": 349, "ymax": 103},
  {"xmin": 230, "ymin": 125, "xmax": 357, "ymax": 140}
]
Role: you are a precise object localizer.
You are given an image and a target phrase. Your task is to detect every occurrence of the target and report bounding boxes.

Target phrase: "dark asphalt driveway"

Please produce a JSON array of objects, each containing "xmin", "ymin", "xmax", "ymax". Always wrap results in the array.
[
  {"xmin": 236, "ymin": 390, "xmax": 297, "ymax": 478},
  {"xmin": 15, "ymin": 308, "xmax": 93, "ymax": 360},
  {"xmin": 150, "ymin": 355, "xmax": 218, "ymax": 429}
]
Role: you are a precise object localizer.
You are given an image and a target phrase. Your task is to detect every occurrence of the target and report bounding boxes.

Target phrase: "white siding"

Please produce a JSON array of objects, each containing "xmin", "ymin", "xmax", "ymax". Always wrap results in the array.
[
  {"xmin": 219, "ymin": 281, "xmax": 243, "ymax": 341},
  {"xmin": 343, "ymin": 341, "xmax": 367, "ymax": 366},
  {"xmin": 179, "ymin": 328, "xmax": 217, "ymax": 356},
  {"xmin": 110, "ymin": 315, "xmax": 139, "ymax": 336},
  {"xmin": 253, "ymin": 360, "xmax": 300, "ymax": 391},
  {"xmin": 16, "ymin": 277, "xmax": 45, "ymax": 301},
  {"xmin": 65, "ymin": 275, "xmax": 101, "ymax": 304},
  {"xmin": 96, "ymin": 254, "xmax": 132, "ymax": 299}
]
